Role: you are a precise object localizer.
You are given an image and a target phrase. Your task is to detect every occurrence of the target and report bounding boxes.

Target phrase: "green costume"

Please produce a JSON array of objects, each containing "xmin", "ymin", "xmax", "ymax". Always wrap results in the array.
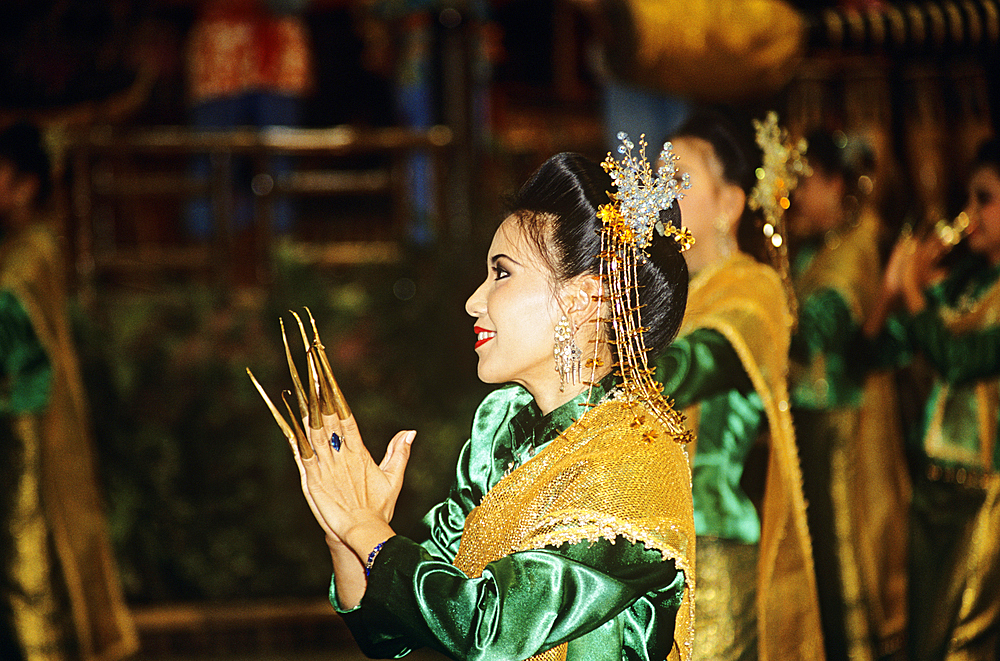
[
  {"xmin": 790, "ymin": 208, "xmax": 910, "ymax": 661},
  {"xmin": 876, "ymin": 252, "xmax": 1000, "ymax": 661},
  {"xmin": 656, "ymin": 252, "xmax": 824, "ymax": 661},
  {"xmin": 333, "ymin": 374, "xmax": 696, "ymax": 661},
  {"xmin": 1, "ymin": 224, "xmax": 137, "ymax": 661}
]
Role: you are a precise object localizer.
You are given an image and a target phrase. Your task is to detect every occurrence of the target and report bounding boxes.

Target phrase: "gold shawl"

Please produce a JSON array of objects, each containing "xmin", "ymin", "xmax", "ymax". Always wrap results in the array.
[
  {"xmin": 794, "ymin": 208, "xmax": 911, "ymax": 658},
  {"xmin": 680, "ymin": 252, "xmax": 824, "ymax": 661},
  {"xmin": 1, "ymin": 225, "xmax": 137, "ymax": 661},
  {"xmin": 452, "ymin": 397, "xmax": 696, "ymax": 661}
]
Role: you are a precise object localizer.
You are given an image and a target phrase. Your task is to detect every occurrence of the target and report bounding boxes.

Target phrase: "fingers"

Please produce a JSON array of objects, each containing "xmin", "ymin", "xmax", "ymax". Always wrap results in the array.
[{"xmin": 381, "ymin": 430, "xmax": 415, "ymax": 490}]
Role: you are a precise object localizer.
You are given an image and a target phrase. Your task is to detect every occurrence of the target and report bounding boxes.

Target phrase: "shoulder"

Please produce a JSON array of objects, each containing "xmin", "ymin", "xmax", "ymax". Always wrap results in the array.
[
  {"xmin": 1, "ymin": 225, "xmax": 60, "ymax": 287},
  {"xmin": 685, "ymin": 254, "xmax": 791, "ymax": 335},
  {"xmin": 469, "ymin": 384, "xmax": 534, "ymax": 446}
]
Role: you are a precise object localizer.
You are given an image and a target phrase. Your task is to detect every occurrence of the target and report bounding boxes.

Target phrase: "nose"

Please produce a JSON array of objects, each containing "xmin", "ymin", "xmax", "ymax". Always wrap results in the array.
[{"xmin": 465, "ymin": 279, "xmax": 488, "ymax": 318}]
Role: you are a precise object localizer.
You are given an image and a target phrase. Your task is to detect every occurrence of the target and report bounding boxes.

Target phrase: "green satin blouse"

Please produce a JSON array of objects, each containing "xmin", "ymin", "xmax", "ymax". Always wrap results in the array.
[
  {"xmin": 0, "ymin": 289, "xmax": 51, "ymax": 415},
  {"xmin": 656, "ymin": 328, "xmax": 764, "ymax": 543},
  {"xmin": 333, "ymin": 375, "xmax": 687, "ymax": 660},
  {"xmin": 790, "ymin": 288, "xmax": 864, "ymax": 410},
  {"xmin": 871, "ymin": 254, "xmax": 1000, "ymax": 470}
]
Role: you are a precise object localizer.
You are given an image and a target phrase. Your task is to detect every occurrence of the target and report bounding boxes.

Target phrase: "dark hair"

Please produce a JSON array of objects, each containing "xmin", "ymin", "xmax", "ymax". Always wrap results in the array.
[
  {"xmin": 671, "ymin": 108, "xmax": 769, "ymax": 263},
  {"xmin": 803, "ymin": 129, "xmax": 875, "ymax": 192},
  {"xmin": 971, "ymin": 137, "xmax": 1000, "ymax": 178},
  {"xmin": 0, "ymin": 122, "xmax": 52, "ymax": 206},
  {"xmin": 505, "ymin": 152, "xmax": 689, "ymax": 358}
]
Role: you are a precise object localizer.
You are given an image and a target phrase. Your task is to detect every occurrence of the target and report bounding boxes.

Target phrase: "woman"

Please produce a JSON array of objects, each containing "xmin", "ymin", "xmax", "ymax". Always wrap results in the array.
[
  {"xmin": 653, "ymin": 110, "xmax": 824, "ymax": 661},
  {"xmin": 786, "ymin": 130, "xmax": 909, "ymax": 661},
  {"xmin": 864, "ymin": 138, "xmax": 1000, "ymax": 661},
  {"xmin": 251, "ymin": 146, "xmax": 697, "ymax": 660},
  {"xmin": 1, "ymin": 122, "xmax": 137, "ymax": 661}
]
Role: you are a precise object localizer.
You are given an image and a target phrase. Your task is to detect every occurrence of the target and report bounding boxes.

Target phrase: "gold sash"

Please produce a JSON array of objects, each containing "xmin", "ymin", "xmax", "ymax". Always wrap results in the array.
[
  {"xmin": 1, "ymin": 225, "xmax": 137, "ymax": 661},
  {"xmin": 452, "ymin": 398, "xmax": 696, "ymax": 661},
  {"xmin": 681, "ymin": 252, "xmax": 825, "ymax": 661}
]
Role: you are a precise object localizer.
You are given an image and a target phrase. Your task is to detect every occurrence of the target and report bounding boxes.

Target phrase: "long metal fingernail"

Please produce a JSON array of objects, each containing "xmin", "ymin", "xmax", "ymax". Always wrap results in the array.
[
  {"xmin": 281, "ymin": 389, "xmax": 313, "ymax": 459},
  {"xmin": 306, "ymin": 307, "xmax": 352, "ymax": 420},
  {"xmin": 247, "ymin": 368, "xmax": 295, "ymax": 442},
  {"xmin": 281, "ymin": 318, "xmax": 309, "ymax": 420}
]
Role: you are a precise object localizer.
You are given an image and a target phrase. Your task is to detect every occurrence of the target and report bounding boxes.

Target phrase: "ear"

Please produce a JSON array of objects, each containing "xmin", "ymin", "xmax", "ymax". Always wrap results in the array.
[
  {"xmin": 559, "ymin": 274, "xmax": 604, "ymax": 329},
  {"xmin": 718, "ymin": 183, "xmax": 746, "ymax": 234},
  {"xmin": 12, "ymin": 174, "xmax": 39, "ymax": 209}
]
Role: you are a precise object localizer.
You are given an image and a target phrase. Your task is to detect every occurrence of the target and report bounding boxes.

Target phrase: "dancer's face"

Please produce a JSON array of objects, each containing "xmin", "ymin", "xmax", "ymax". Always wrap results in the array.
[
  {"xmin": 788, "ymin": 166, "xmax": 844, "ymax": 239},
  {"xmin": 965, "ymin": 165, "xmax": 1000, "ymax": 265},
  {"xmin": 465, "ymin": 216, "xmax": 564, "ymax": 392},
  {"xmin": 671, "ymin": 137, "xmax": 742, "ymax": 273}
]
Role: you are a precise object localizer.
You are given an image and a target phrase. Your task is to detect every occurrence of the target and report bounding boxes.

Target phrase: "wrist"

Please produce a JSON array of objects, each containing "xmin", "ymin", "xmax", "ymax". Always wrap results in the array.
[{"xmin": 342, "ymin": 514, "xmax": 395, "ymax": 567}]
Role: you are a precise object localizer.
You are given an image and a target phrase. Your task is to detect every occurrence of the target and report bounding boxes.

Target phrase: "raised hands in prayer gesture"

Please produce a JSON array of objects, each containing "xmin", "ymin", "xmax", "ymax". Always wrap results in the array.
[
  {"xmin": 247, "ymin": 309, "xmax": 413, "ymax": 608},
  {"xmin": 865, "ymin": 227, "xmax": 952, "ymax": 336}
]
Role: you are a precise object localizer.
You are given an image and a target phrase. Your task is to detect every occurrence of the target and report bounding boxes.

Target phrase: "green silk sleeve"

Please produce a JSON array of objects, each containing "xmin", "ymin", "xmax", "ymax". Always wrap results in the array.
[
  {"xmin": 338, "ymin": 535, "xmax": 683, "ymax": 661},
  {"xmin": 656, "ymin": 327, "xmax": 753, "ymax": 409},
  {"xmin": 905, "ymin": 308, "xmax": 1000, "ymax": 385},
  {"xmin": 791, "ymin": 288, "xmax": 856, "ymax": 364},
  {"xmin": 0, "ymin": 289, "xmax": 51, "ymax": 414},
  {"xmin": 419, "ymin": 384, "xmax": 535, "ymax": 561}
]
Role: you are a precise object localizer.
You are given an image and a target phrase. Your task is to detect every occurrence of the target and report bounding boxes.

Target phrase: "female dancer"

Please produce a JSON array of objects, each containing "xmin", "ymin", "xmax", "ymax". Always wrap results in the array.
[
  {"xmin": 865, "ymin": 138, "xmax": 1000, "ymax": 661},
  {"xmin": 251, "ymin": 144, "xmax": 697, "ymax": 660},
  {"xmin": 787, "ymin": 130, "xmax": 909, "ymax": 661},
  {"xmin": 654, "ymin": 110, "xmax": 824, "ymax": 661}
]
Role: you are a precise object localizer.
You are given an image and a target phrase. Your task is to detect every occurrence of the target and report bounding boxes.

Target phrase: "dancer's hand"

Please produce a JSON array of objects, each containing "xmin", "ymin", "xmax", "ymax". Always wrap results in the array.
[
  {"xmin": 248, "ymin": 310, "xmax": 414, "ymax": 551},
  {"xmin": 901, "ymin": 235, "xmax": 948, "ymax": 314},
  {"xmin": 296, "ymin": 409, "xmax": 415, "ymax": 542}
]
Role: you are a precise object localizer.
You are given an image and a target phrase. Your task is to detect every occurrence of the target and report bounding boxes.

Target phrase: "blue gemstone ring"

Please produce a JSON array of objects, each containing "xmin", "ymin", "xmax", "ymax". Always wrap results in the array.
[{"xmin": 330, "ymin": 432, "xmax": 342, "ymax": 452}]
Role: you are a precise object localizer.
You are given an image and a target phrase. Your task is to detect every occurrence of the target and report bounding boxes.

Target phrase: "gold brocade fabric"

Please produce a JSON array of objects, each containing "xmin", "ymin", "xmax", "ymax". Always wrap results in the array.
[
  {"xmin": 1, "ymin": 225, "xmax": 137, "ymax": 661},
  {"xmin": 794, "ymin": 208, "xmax": 911, "ymax": 657},
  {"xmin": 452, "ymin": 397, "xmax": 696, "ymax": 661},
  {"xmin": 680, "ymin": 252, "xmax": 825, "ymax": 661},
  {"xmin": 623, "ymin": 0, "xmax": 804, "ymax": 102}
]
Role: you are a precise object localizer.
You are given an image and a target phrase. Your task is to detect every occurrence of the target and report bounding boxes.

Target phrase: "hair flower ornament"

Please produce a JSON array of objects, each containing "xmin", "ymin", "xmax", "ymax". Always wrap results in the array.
[
  {"xmin": 601, "ymin": 132, "xmax": 693, "ymax": 253},
  {"xmin": 748, "ymin": 111, "xmax": 809, "ymax": 329},
  {"xmin": 593, "ymin": 132, "xmax": 693, "ymax": 442}
]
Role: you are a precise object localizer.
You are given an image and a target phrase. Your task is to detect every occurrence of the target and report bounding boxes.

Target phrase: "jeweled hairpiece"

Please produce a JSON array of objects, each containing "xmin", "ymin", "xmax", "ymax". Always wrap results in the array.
[
  {"xmin": 747, "ymin": 112, "xmax": 808, "ymax": 328},
  {"xmin": 601, "ymin": 132, "xmax": 694, "ymax": 253},
  {"xmin": 592, "ymin": 132, "xmax": 693, "ymax": 442}
]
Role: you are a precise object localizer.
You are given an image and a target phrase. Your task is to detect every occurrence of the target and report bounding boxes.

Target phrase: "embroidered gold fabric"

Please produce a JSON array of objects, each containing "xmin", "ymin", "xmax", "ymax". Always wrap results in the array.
[
  {"xmin": 452, "ymin": 397, "xmax": 696, "ymax": 661},
  {"xmin": 680, "ymin": 252, "xmax": 825, "ymax": 661},
  {"xmin": 1, "ymin": 225, "xmax": 138, "ymax": 661}
]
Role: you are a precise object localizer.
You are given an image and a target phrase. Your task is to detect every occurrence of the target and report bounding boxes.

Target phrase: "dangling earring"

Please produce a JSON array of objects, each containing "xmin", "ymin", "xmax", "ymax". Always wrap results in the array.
[
  {"xmin": 714, "ymin": 213, "xmax": 737, "ymax": 258},
  {"xmin": 554, "ymin": 314, "xmax": 582, "ymax": 392}
]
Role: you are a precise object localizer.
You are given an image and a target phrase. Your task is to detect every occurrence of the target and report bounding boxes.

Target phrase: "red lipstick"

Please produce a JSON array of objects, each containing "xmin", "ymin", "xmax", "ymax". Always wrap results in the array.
[{"xmin": 474, "ymin": 326, "xmax": 495, "ymax": 349}]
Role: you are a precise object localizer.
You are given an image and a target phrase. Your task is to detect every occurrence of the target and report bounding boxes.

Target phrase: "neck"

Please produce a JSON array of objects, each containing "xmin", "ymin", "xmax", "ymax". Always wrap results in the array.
[{"xmin": 529, "ymin": 365, "xmax": 612, "ymax": 416}]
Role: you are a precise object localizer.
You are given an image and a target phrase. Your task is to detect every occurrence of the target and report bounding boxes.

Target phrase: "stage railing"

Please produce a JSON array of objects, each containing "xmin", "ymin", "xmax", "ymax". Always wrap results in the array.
[{"xmin": 64, "ymin": 124, "xmax": 453, "ymax": 288}]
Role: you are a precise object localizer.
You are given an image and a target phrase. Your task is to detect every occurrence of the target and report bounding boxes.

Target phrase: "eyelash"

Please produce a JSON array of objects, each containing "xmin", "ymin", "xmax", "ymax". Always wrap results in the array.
[{"xmin": 492, "ymin": 265, "xmax": 509, "ymax": 280}]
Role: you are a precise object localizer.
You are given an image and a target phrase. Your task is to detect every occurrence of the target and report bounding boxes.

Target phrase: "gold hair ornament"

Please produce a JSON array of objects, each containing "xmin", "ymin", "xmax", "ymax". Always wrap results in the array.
[
  {"xmin": 747, "ymin": 112, "xmax": 809, "ymax": 329},
  {"xmin": 247, "ymin": 308, "xmax": 352, "ymax": 459},
  {"xmin": 597, "ymin": 132, "xmax": 693, "ymax": 442}
]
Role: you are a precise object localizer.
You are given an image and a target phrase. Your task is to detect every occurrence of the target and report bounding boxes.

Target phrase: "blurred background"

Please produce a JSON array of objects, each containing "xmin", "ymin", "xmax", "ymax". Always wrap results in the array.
[{"xmin": 1, "ymin": 0, "xmax": 997, "ymax": 658}]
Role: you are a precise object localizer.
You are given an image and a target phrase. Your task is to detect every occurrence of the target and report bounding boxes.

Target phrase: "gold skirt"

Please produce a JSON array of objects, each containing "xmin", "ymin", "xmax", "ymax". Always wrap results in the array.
[{"xmin": 693, "ymin": 536, "xmax": 758, "ymax": 661}]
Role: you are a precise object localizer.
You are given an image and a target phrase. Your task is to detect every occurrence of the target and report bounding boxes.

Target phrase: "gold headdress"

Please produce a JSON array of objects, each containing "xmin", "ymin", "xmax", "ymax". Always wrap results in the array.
[
  {"xmin": 596, "ymin": 132, "xmax": 693, "ymax": 442},
  {"xmin": 747, "ymin": 112, "xmax": 809, "ymax": 328}
]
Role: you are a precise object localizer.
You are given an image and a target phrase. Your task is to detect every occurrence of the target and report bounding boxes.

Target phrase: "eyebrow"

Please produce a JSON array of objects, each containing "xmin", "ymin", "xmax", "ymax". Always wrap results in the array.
[{"xmin": 490, "ymin": 253, "xmax": 521, "ymax": 267}]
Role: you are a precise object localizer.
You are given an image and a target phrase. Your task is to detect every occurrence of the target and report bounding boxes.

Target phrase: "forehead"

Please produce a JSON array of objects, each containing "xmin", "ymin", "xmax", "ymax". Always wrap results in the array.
[
  {"xmin": 970, "ymin": 165, "xmax": 1000, "ymax": 189},
  {"xmin": 489, "ymin": 215, "xmax": 549, "ymax": 264},
  {"xmin": 672, "ymin": 137, "xmax": 724, "ymax": 181}
]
